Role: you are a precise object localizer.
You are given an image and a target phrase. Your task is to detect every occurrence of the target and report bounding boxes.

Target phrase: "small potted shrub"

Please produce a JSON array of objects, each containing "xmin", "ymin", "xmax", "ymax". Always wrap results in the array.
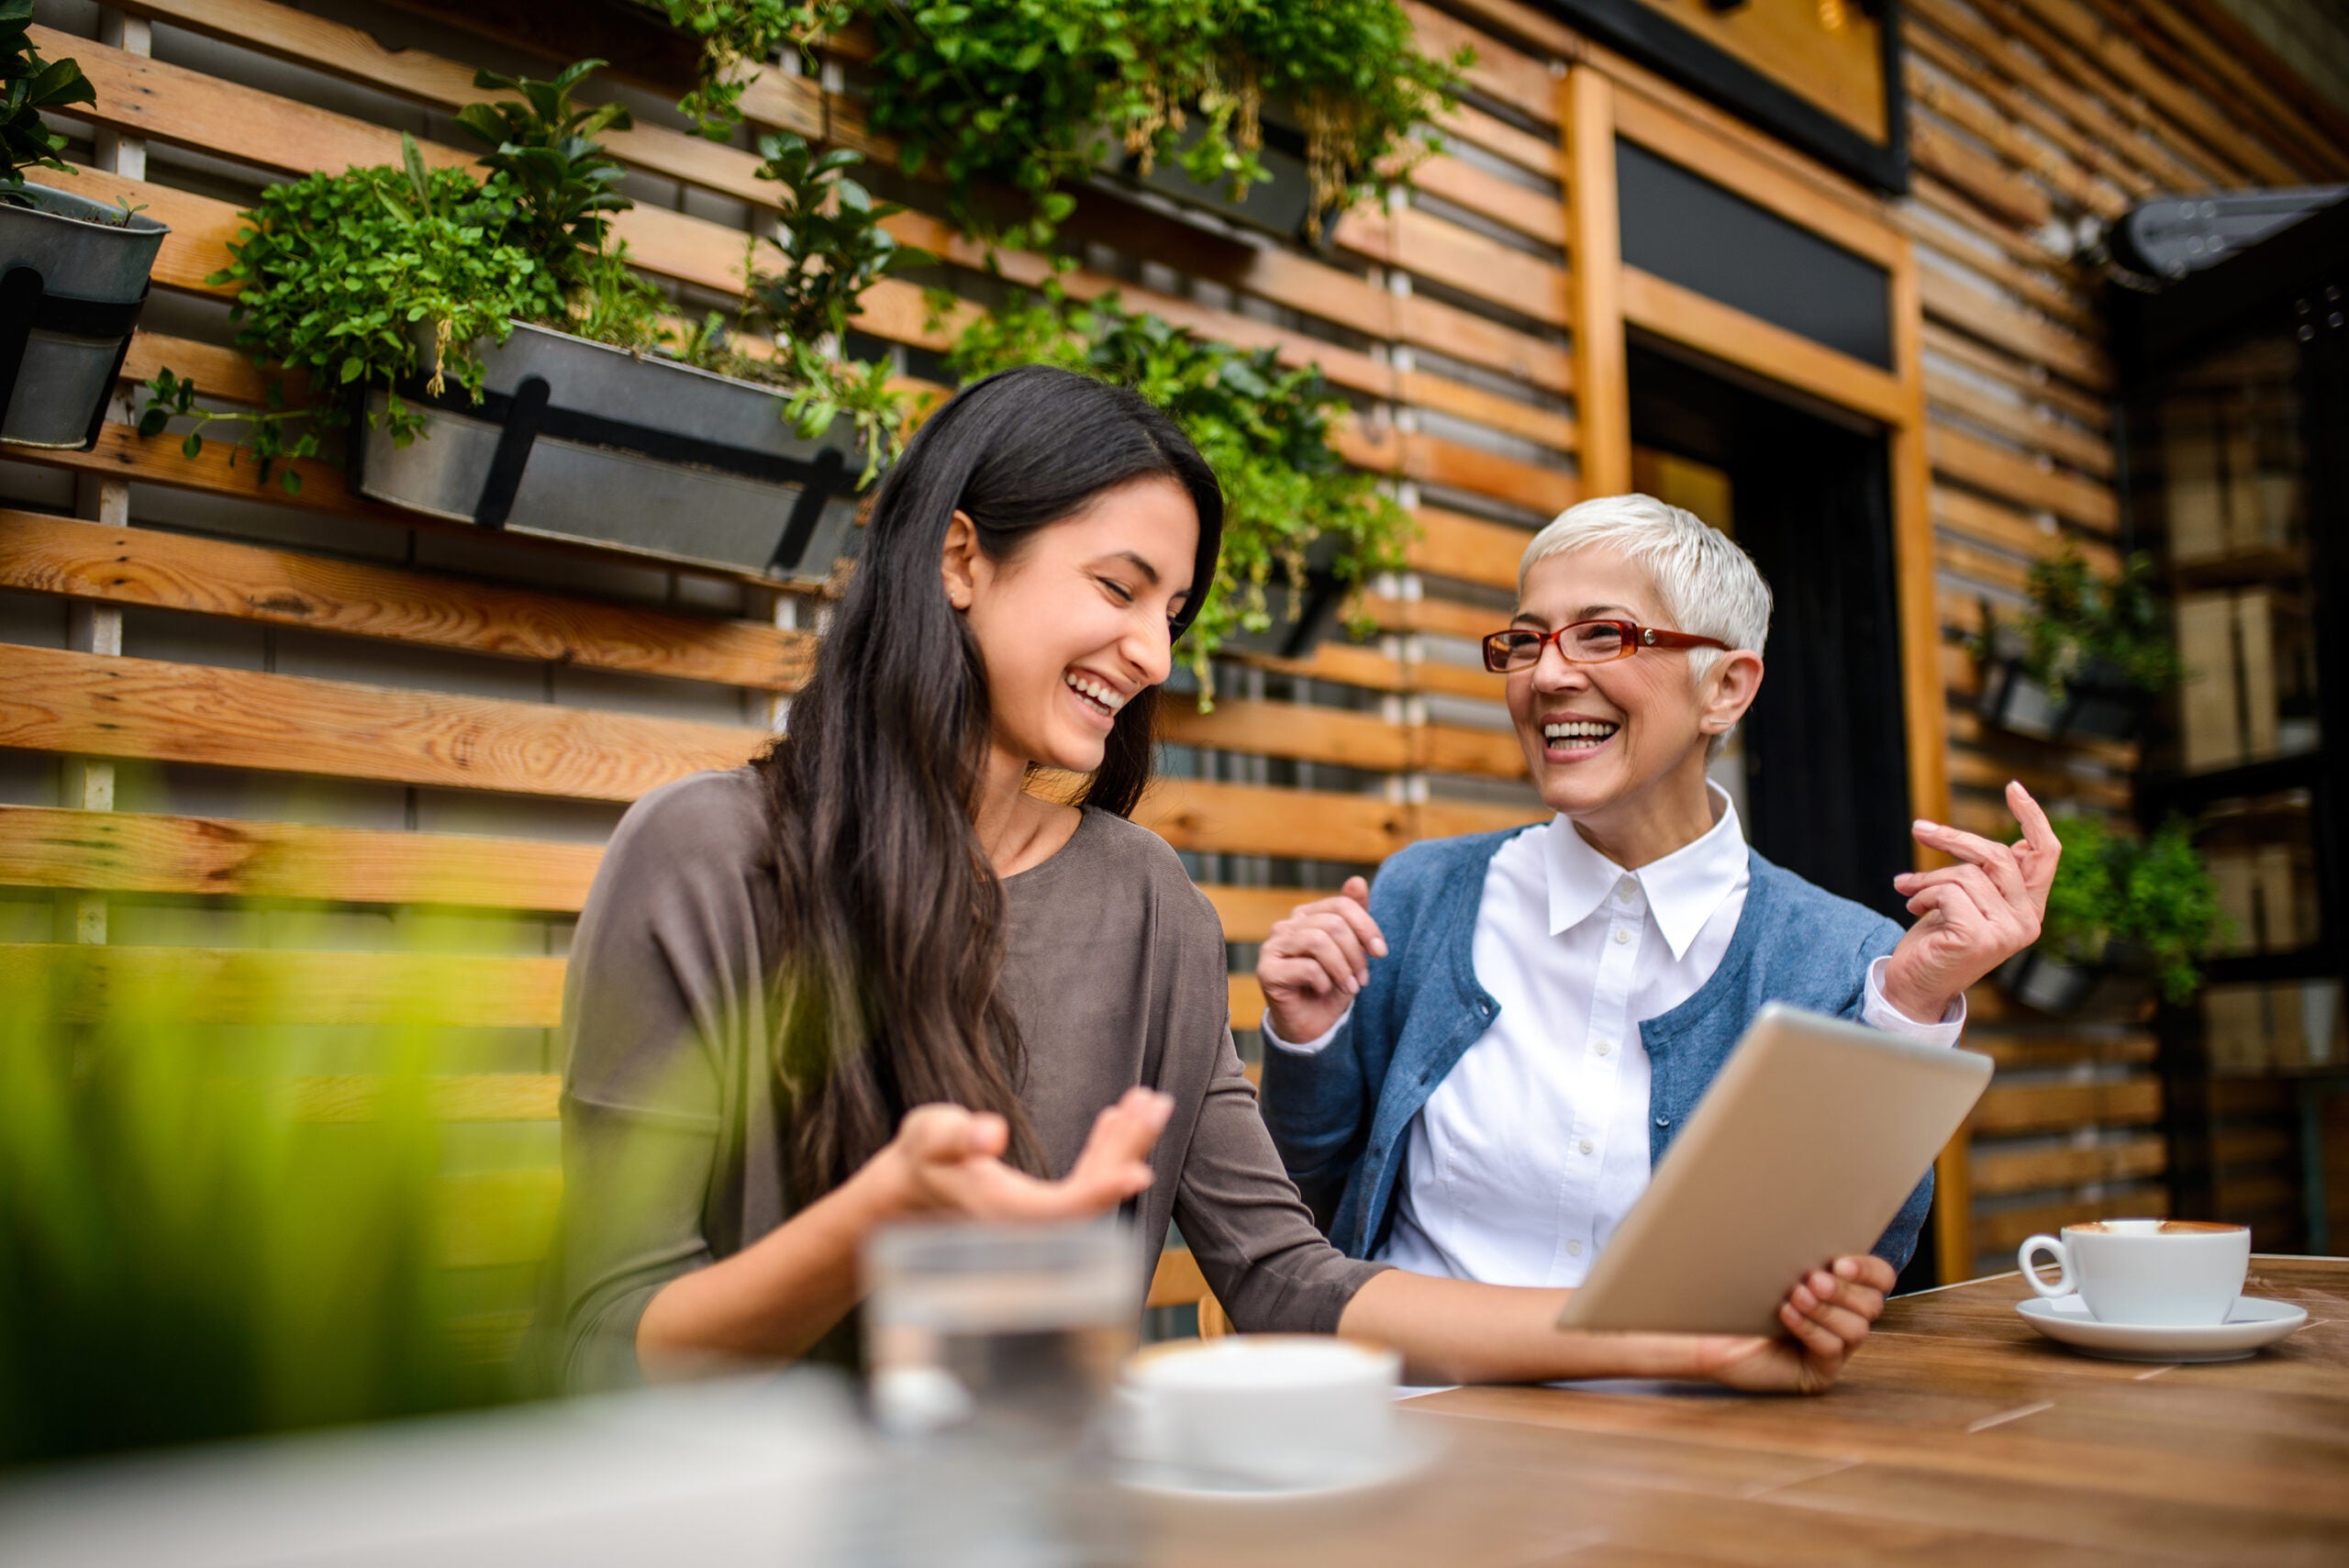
[
  {"xmin": 947, "ymin": 282, "xmax": 1414, "ymax": 698},
  {"xmin": 1975, "ymin": 550, "xmax": 2179, "ymax": 743},
  {"xmin": 1998, "ymin": 813, "xmax": 2221, "ymax": 1018},
  {"xmin": 0, "ymin": 6, "xmax": 168, "ymax": 451},
  {"xmin": 140, "ymin": 64, "xmax": 918, "ymax": 582}
]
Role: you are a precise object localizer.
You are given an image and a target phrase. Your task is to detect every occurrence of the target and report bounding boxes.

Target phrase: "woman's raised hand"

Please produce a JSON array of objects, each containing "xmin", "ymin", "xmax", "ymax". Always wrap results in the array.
[
  {"xmin": 1691, "ymin": 1253, "xmax": 1895, "ymax": 1395},
  {"xmin": 879, "ymin": 1087, "xmax": 1174, "ymax": 1224},
  {"xmin": 1258, "ymin": 876, "xmax": 1390, "ymax": 1046},
  {"xmin": 1882, "ymin": 780, "xmax": 2063, "ymax": 1025}
]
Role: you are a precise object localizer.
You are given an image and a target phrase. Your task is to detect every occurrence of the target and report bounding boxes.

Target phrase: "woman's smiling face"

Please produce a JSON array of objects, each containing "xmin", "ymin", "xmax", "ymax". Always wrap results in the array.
[
  {"xmin": 947, "ymin": 474, "xmax": 1199, "ymax": 776},
  {"xmin": 1508, "ymin": 546, "xmax": 1761, "ymax": 851}
]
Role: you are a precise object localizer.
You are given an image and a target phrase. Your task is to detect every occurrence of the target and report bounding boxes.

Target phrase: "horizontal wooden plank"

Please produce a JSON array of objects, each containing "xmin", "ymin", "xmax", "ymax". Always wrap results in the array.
[
  {"xmin": 1907, "ymin": 115, "xmax": 2054, "ymax": 230},
  {"xmin": 1363, "ymin": 593, "xmax": 1511, "ymax": 642},
  {"xmin": 0, "ymin": 512, "xmax": 812, "ymax": 691},
  {"xmin": 1407, "ymin": 0, "xmax": 1561, "ymax": 125},
  {"xmin": 1965, "ymin": 1031, "xmax": 2159, "ymax": 1072},
  {"xmin": 1918, "ymin": 264, "xmax": 2111, "ymax": 393},
  {"xmin": 295, "ymin": 1073, "xmax": 560, "ymax": 1121},
  {"xmin": 1146, "ymin": 1247, "xmax": 1209, "ymax": 1309},
  {"xmin": 0, "ymin": 643, "xmax": 763, "ymax": 802},
  {"xmin": 1929, "ymin": 425, "xmax": 2118, "ymax": 531},
  {"xmin": 1432, "ymin": 101, "xmax": 1564, "ymax": 183},
  {"xmin": 1159, "ymin": 700, "xmax": 1413, "ymax": 773},
  {"xmin": 437, "ymin": 1167, "xmax": 561, "ymax": 1270},
  {"xmin": 1970, "ymin": 1132, "xmax": 2166, "ymax": 1196},
  {"xmin": 1198, "ymin": 884, "xmax": 1315, "ymax": 945},
  {"xmin": 1410, "ymin": 506, "xmax": 1531, "ymax": 589},
  {"xmin": 1337, "ymin": 204, "xmax": 1572, "ymax": 327},
  {"xmin": 1921, "ymin": 319, "xmax": 2111, "ymax": 432},
  {"xmin": 1970, "ymin": 1079, "xmax": 2165, "ymax": 1136},
  {"xmin": 1620, "ymin": 267, "xmax": 1907, "ymax": 427},
  {"xmin": 0, "ymin": 804, "xmax": 603, "ymax": 911},
  {"xmin": 4, "ymin": 943, "xmax": 565, "ymax": 1027},
  {"xmin": 1924, "ymin": 371, "xmax": 2114, "ymax": 478},
  {"xmin": 1408, "ymin": 151, "xmax": 1566, "ymax": 246},
  {"xmin": 1134, "ymin": 779, "xmax": 1408, "ymax": 865}
]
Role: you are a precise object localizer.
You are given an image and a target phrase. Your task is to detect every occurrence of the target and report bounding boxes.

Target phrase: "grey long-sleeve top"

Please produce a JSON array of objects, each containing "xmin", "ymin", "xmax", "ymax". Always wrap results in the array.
[{"xmin": 544, "ymin": 768, "xmax": 1387, "ymax": 1390}]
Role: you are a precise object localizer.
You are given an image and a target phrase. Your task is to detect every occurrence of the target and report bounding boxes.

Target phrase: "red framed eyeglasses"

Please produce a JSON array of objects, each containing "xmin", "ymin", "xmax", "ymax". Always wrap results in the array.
[{"xmin": 1481, "ymin": 619, "xmax": 1731, "ymax": 673}]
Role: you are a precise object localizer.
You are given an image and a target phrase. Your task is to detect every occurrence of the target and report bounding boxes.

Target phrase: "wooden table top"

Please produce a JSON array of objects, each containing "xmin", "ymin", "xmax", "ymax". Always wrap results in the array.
[{"xmin": 1143, "ymin": 1257, "xmax": 2349, "ymax": 1567}]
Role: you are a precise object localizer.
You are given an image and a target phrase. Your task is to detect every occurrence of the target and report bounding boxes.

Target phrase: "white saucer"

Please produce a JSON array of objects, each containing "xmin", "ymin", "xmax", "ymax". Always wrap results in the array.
[
  {"xmin": 2015, "ymin": 1295, "xmax": 2310, "ymax": 1362},
  {"xmin": 1115, "ymin": 1428, "xmax": 1443, "ymax": 1505}
]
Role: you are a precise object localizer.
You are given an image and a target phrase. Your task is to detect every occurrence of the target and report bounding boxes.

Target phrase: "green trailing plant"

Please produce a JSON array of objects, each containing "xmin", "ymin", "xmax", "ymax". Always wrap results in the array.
[
  {"xmin": 0, "ymin": 946, "xmax": 535, "ymax": 1466},
  {"xmin": 1976, "ymin": 549, "xmax": 2181, "ymax": 704},
  {"xmin": 0, "ymin": 0, "xmax": 93, "ymax": 204},
  {"xmin": 946, "ymin": 280, "xmax": 1415, "ymax": 697},
  {"xmin": 643, "ymin": 0, "xmax": 850, "ymax": 139},
  {"xmin": 2034, "ymin": 812, "xmax": 2222, "ymax": 1005},
  {"xmin": 861, "ymin": 0, "xmax": 1468, "ymax": 250}
]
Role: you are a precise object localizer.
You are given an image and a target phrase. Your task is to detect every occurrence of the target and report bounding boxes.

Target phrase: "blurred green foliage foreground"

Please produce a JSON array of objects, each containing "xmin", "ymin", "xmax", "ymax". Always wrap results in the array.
[{"xmin": 0, "ymin": 949, "xmax": 542, "ymax": 1467}]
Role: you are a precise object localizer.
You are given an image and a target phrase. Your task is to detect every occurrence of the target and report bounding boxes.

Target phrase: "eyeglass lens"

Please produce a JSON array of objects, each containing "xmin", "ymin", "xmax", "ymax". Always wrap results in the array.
[{"xmin": 1492, "ymin": 622, "xmax": 1625, "ymax": 669}]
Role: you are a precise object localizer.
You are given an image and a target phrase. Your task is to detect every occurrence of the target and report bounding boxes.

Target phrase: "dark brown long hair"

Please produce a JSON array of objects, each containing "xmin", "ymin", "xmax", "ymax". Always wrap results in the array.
[{"xmin": 755, "ymin": 365, "xmax": 1223, "ymax": 1196}]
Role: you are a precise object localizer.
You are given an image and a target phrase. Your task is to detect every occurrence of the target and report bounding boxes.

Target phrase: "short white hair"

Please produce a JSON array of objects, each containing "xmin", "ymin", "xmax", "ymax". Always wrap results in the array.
[{"xmin": 1519, "ymin": 493, "xmax": 1772, "ymax": 755}]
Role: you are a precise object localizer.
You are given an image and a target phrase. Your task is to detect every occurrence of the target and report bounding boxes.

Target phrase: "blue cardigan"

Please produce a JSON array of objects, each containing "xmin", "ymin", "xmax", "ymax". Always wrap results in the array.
[{"xmin": 1258, "ymin": 828, "xmax": 1934, "ymax": 1274}]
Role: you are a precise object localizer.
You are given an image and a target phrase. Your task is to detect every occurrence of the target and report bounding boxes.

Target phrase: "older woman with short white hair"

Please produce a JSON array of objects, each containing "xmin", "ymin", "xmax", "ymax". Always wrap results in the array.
[{"xmin": 1259, "ymin": 493, "xmax": 2058, "ymax": 1306}]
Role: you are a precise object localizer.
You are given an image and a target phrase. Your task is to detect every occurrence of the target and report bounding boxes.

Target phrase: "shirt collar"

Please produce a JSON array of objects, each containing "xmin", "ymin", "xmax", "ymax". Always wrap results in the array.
[{"xmin": 1542, "ymin": 784, "xmax": 1749, "ymax": 961}]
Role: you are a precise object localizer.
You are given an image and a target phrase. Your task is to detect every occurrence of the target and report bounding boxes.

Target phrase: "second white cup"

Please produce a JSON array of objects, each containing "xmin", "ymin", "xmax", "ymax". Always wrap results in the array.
[
  {"xmin": 2019, "ymin": 1218, "xmax": 2250, "ymax": 1326},
  {"xmin": 1119, "ymin": 1335, "xmax": 1401, "ymax": 1489}
]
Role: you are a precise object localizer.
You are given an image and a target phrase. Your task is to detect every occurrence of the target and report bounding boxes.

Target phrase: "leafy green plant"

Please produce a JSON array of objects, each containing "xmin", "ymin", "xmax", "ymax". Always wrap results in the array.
[
  {"xmin": 742, "ymin": 130, "xmax": 928, "ymax": 351},
  {"xmin": 947, "ymin": 280, "xmax": 1415, "ymax": 696},
  {"xmin": 456, "ymin": 60, "xmax": 635, "ymax": 284},
  {"xmin": 0, "ymin": 951, "xmax": 532, "ymax": 1466},
  {"xmin": 862, "ymin": 0, "xmax": 1468, "ymax": 250},
  {"xmin": 0, "ymin": 0, "xmax": 93, "ymax": 203},
  {"xmin": 2035, "ymin": 812, "xmax": 2222, "ymax": 1004},
  {"xmin": 137, "ymin": 137, "xmax": 558, "ymax": 491},
  {"xmin": 1977, "ymin": 549, "xmax": 2181, "ymax": 704},
  {"xmin": 643, "ymin": 0, "xmax": 850, "ymax": 139}
]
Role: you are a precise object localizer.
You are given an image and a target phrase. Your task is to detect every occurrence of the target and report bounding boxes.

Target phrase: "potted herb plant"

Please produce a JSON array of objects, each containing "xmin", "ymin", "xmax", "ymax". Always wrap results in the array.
[
  {"xmin": 947, "ymin": 282, "xmax": 1414, "ymax": 697},
  {"xmin": 1975, "ymin": 550, "xmax": 2179, "ymax": 743},
  {"xmin": 140, "ymin": 64, "xmax": 918, "ymax": 583},
  {"xmin": 1998, "ymin": 813, "xmax": 2222, "ymax": 1018},
  {"xmin": 0, "ymin": 5, "xmax": 168, "ymax": 451}
]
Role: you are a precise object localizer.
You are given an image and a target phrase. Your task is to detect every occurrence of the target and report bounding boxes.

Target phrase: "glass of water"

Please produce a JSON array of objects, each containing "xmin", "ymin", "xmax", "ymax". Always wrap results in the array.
[{"xmin": 863, "ymin": 1217, "xmax": 1143, "ymax": 1447}]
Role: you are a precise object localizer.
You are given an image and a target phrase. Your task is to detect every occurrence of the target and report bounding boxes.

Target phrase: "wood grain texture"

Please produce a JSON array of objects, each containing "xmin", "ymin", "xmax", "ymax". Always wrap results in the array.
[
  {"xmin": 0, "ymin": 512, "xmax": 812, "ymax": 691},
  {"xmin": 1619, "ymin": 267, "xmax": 1908, "ymax": 426},
  {"xmin": 1149, "ymin": 1263, "xmax": 2349, "ymax": 1567},
  {"xmin": 1564, "ymin": 65, "xmax": 1631, "ymax": 497},
  {"xmin": 4, "ymin": 942, "xmax": 566, "ymax": 1027},
  {"xmin": 0, "ymin": 643, "xmax": 764, "ymax": 802}
]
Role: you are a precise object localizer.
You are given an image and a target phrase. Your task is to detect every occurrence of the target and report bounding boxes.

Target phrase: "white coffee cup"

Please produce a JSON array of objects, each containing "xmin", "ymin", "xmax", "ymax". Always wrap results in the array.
[
  {"xmin": 2018, "ymin": 1218, "xmax": 2251, "ymax": 1326},
  {"xmin": 1119, "ymin": 1335, "xmax": 1400, "ymax": 1489}
]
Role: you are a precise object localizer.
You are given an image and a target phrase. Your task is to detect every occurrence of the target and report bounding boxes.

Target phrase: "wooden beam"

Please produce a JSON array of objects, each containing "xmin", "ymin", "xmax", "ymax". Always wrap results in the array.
[
  {"xmin": 0, "ymin": 512, "xmax": 812, "ymax": 691},
  {"xmin": 1619, "ymin": 267, "xmax": 1908, "ymax": 427},
  {"xmin": 5, "ymin": 942, "xmax": 567, "ymax": 1027},
  {"xmin": 1564, "ymin": 65, "xmax": 1629, "ymax": 498},
  {"xmin": 0, "ymin": 643, "xmax": 763, "ymax": 803}
]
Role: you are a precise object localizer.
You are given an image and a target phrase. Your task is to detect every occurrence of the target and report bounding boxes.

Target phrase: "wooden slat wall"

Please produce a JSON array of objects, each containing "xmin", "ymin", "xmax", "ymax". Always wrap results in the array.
[{"xmin": 12, "ymin": 0, "xmax": 2341, "ymax": 1311}]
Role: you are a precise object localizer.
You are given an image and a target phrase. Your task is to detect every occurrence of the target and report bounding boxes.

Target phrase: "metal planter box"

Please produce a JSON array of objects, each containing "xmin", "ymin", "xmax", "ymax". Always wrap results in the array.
[
  {"xmin": 1977, "ymin": 655, "xmax": 2143, "ymax": 743},
  {"xmin": 0, "ymin": 183, "xmax": 167, "ymax": 451},
  {"xmin": 1997, "ymin": 942, "xmax": 2155, "ymax": 1021},
  {"xmin": 352, "ymin": 322, "xmax": 869, "ymax": 583}
]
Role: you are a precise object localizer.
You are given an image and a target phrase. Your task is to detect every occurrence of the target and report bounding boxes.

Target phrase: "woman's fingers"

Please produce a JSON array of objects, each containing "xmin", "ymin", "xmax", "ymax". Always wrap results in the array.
[
  {"xmin": 1777, "ymin": 1299, "xmax": 1851, "ymax": 1363},
  {"xmin": 1332, "ymin": 879, "xmax": 1388, "ymax": 957},
  {"xmin": 1910, "ymin": 818, "xmax": 2029, "ymax": 905},
  {"xmin": 2007, "ymin": 781, "xmax": 2063, "ymax": 894},
  {"xmin": 1834, "ymin": 1254, "xmax": 1897, "ymax": 1295},
  {"xmin": 1304, "ymin": 911, "xmax": 1371, "ymax": 984},
  {"xmin": 1286, "ymin": 926, "xmax": 1362, "ymax": 995},
  {"xmin": 1893, "ymin": 862, "xmax": 2007, "ymax": 923}
]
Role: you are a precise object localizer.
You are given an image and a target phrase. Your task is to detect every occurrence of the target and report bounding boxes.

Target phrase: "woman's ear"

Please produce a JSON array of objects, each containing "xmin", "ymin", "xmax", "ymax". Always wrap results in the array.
[
  {"xmin": 1699, "ymin": 650, "xmax": 1765, "ymax": 734},
  {"xmin": 940, "ymin": 508, "xmax": 981, "ymax": 611}
]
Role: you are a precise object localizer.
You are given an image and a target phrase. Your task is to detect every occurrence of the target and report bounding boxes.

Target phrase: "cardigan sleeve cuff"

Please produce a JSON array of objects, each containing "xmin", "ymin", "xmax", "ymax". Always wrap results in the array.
[
  {"xmin": 1862, "ymin": 955, "xmax": 1966, "ymax": 1045},
  {"xmin": 1262, "ymin": 1005, "xmax": 1354, "ymax": 1056}
]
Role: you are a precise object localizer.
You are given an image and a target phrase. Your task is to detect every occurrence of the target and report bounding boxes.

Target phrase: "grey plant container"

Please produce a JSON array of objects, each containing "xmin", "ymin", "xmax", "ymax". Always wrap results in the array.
[
  {"xmin": 0, "ymin": 183, "xmax": 167, "ymax": 450},
  {"xmin": 353, "ymin": 322, "xmax": 869, "ymax": 584}
]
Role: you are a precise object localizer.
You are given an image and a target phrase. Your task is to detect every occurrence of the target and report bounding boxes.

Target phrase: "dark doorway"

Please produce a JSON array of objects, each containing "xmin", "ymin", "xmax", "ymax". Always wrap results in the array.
[
  {"xmin": 1628, "ymin": 339, "xmax": 1914, "ymax": 924},
  {"xmin": 1628, "ymin": 340, "xmax": 1936, "ymax": 1290}
]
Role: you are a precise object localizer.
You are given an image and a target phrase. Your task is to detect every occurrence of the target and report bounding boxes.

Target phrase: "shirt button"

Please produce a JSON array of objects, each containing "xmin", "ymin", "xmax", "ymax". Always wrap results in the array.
[
  {"xmin": 1616, "ymin": 876, "xmax": 1637, "ymax": 900},
  {"xmin": 1594, "ymin": 1040, "xmax": 1613, "ymax": 1058},
  {"xmin": 1654, "ymin": 1116, "xmax": 1670, "ymax": 1129},
  {"xmin": 1578, "ymin": 1137, "xmax": 1595, "ymax": 1155},
  {"xmin": 1566, "ymin": 1240, "xmax": 1584, "ymax": 1257},
  {"xmin": 1613, "ymin": 928, "xmax": 1631, "ymax": 945}
]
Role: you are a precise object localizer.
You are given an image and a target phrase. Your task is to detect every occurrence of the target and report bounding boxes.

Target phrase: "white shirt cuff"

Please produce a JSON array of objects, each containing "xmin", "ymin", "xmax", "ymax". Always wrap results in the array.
[
  {"xmin": 1262, "ymin": 1004, "xmax": 1354, "ymax": 1057},
  {"xmin": 1861, "ymin": 955, "xmax": 1965, "ymax": 1045}
]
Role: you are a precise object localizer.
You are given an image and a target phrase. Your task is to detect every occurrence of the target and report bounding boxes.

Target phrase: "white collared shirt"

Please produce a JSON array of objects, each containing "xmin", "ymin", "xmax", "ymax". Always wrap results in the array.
[{"xmin": 1264, "ymin": 789, "xmax": 1965, "ymax": 1287}]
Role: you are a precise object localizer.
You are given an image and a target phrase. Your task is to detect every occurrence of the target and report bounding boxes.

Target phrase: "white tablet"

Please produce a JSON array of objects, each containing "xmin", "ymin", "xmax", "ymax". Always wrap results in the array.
[{"xmin": 1556, "ymin": 1003, "xmax": 1992, "ymax": 1337}]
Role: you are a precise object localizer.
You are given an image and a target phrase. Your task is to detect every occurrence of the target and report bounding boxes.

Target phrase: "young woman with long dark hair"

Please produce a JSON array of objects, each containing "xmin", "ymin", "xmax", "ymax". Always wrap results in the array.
[{"xmin": 546, "ymin": 366, "xmax": 1888, "ymax": 1393}]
